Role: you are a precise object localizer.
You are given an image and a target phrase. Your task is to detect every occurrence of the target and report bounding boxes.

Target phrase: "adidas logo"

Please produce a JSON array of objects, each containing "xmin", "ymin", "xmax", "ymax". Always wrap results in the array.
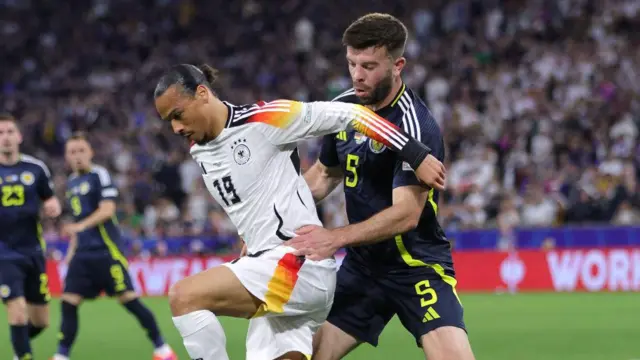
[
  {"xmin": 335, "ymin": 131, "xmax": 347, "ymax": 141},
  {"xmin": 422, "ymin": 307, "xmax": 441, "ymax": 323}
]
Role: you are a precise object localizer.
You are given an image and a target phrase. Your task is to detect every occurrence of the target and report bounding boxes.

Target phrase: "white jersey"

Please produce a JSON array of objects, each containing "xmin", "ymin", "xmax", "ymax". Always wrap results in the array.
[{"xmin": 190, "ymin": 99, "xmax": 413, "ymax": 255}]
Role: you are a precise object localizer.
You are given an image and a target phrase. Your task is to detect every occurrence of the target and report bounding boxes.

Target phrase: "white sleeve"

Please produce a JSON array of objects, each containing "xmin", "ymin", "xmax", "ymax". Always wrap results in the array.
[
  {"xmin": 252, "ymin": 100, "xmax": 412, "ymax": 152},
  {"xmin": 93, "ymin": 166, "xmax": 119, "ymax": 199}
]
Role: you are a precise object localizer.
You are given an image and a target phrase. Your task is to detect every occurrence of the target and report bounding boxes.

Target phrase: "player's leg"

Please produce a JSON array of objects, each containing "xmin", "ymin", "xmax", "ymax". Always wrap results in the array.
[
  {"xmin": 6, "ymin": 297, "xmax": 32, "ymax": 360},
  {"xmin": 52, "ymin": 293, "xmax": 83, "ymax": 360},
  {"xmin": 242, "ymin": 249, "xmax": 336, "ymax": 360},
  {"xmin": 247, "ymin": 315, "xmax": 319, "ymax": 360},
  {"xmin": 26, "ymin": 304, "xmax": 48, "ymax": 339},
  {"xmin": 24, "ymin": 254, "xmax": 52, "ymax": 340},
  {"xmin": 51, "ymin": 256, "xmax": 92, "ymax": 360},
  {"xmin": 170, "ymin": 265, "xmax": 260, "ymax": 360},
  {"xmin": 312, "ymin": 259, "xmax": 393, "ymax": 360},
  {"xmin": 1, "ymin": 257, "xmax": 34, "ymax": 359},
  {"xmin": 312, "ymin": 322, "xmax": 360, "ymax": 359},
  {"xmin": 383, "ymin": 268, "xmax": 475, "ymax": 360},
  {"xmin": 171, "ymin": 246, "xmax": 334, "ymax": 360},
  {"xmin": 111, "ymin": 260, "xmax": 176, "ymax": 360},
  {"xmin": 416, "ymin": 275, "xmax": 474, "ymax": 360},
  {"xmin": 420, "ymin": 326, "xmax": 474, "ymax": 360}
]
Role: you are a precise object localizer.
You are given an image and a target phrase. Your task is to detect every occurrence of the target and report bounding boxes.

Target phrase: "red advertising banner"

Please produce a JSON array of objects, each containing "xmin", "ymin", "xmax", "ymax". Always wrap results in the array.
[{"xmin": 45, "ymin": 247, "xmax": 640, "ymax": 295}]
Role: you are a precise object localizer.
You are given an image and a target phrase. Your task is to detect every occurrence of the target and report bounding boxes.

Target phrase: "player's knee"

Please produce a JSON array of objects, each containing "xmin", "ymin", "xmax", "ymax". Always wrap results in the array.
[
  {"xmin": 169, "ymin": 279, "xmax": 200, "ymax": 316},
  {"xmin": 117, "ymin": 291, "xmax": 138, "ymax": 304},
  {"xmin": 6, "ymin": 297, "xmax": 28, "ymax": 325},
  {"xmin": 28, "ymin": 312, "xmax": 49, "ymax": 329},
  {"xmin": 421, "ymin": 326, "xmax": 474, "ymax": 360},
  {"xmin": 312, "ymin": 323, "xmax": 358, "ymax": 360},
  {"xmin": 61, "ymin": 292, "xmax": 83, "ymax": 306}
]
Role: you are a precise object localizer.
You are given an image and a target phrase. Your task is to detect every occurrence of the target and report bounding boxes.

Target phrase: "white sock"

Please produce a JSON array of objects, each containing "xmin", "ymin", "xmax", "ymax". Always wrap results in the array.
[{"xmin": 172, "ymin": 310, "xmax": 229, "ymax": 360}]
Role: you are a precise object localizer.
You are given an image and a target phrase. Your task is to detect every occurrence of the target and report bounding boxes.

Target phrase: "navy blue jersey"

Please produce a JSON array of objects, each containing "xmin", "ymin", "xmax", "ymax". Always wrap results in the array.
[
  {"xmin": 66, "ymin": 165, "xmax": 124, "ymax": 258},
  {"xmin": 0, "ymin": 154, "xmax": 55, "ymax": 257},
  {"xmin": 319, "ymin": 86, "xmax": 452, "ymax": 271}
]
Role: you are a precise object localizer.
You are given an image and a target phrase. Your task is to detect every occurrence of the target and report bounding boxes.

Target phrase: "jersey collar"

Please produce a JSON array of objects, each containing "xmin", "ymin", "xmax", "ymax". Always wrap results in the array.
[
  {"xmin": 389, "ymin": 83, "xmax": 406, "ymax": 108},
  {"xmin": 223, "ymin": 101, "xmax": 234, "ymax": 129}
]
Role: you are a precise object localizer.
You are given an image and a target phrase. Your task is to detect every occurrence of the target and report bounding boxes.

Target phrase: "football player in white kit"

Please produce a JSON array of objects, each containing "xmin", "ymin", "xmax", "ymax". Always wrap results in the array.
[{"xmin": 153, "ymin": 63, "xmax": 446, "ymax": 360}]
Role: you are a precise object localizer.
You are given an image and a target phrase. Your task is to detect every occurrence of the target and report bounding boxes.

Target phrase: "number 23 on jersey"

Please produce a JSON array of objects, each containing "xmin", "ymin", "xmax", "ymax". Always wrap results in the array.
[{"xmin": 1, "ymin": 184, "xmax": 25, "ymax": 207}]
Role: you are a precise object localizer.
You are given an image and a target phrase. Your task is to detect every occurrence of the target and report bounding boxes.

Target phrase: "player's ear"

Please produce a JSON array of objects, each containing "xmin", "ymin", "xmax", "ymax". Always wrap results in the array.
[
  {"xmin": 196, "ymin": 85, "xmax": 209, "ymax": 103},
  {"xmin": 393, "ymin": 56, "xmax": 406, "ymax": 77}
]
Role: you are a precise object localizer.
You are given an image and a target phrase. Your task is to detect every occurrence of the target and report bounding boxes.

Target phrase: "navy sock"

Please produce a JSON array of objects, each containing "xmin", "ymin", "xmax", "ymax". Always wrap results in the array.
[
  {"xmin": 28, "ymin": 322, "xmax": 46, "ymax": 339},
  {"xmin": 123, "ymin": 298, "xmax": 164, "ymax": 348},
  {"xmin": 10, "ymin": 324, "xmax": 32, "ymax": 359},
  {"xmin": 57, "ymin": 301, "xmax": 79, "ymax": 356}
]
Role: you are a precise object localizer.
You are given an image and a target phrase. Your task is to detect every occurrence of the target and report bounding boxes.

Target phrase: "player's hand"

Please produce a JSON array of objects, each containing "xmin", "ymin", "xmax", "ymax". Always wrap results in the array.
[
  {"xmin": 43, "ymin": 197, "xmax": 62, "ymax": 218},
  {"xmin": 415, "ymin": 154, "xmax": 446, "ymax": 191},
  {"xmin": 62, "ymin": 223, "xmax": 85, "ymax": 237},
  {"xmin": 284, "ymin": 225, "xmax": 339, "ymax": 261}
]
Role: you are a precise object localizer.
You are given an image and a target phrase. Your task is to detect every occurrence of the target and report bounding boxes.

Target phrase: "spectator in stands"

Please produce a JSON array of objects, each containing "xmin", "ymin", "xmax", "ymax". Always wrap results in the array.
[{"xmin": 4, "ymin": 0, "xmax": 640, "ymax": 254}]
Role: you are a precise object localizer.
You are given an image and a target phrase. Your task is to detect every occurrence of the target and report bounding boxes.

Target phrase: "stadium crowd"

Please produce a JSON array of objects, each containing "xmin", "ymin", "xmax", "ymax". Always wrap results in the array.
[{"xmin": 2, "ymin": 0, "xmax": 640, "ymax": 254}]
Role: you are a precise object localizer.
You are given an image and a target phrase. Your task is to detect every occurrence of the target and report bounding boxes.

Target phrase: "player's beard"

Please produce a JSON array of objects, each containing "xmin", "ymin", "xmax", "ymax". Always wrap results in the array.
[{"xmin": 357, "ymin": 69, "xmax": 393, "ymax": 106}]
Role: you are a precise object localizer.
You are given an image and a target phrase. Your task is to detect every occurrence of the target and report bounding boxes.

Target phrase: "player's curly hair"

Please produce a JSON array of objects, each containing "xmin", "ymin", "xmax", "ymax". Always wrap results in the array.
[
  {"xmin": 154, "ymin": 63, "xmax": 219, "ymax": 99},
  {"xmin": 342, "ymin": 13, "xmax": 408, "ymax": 59}
]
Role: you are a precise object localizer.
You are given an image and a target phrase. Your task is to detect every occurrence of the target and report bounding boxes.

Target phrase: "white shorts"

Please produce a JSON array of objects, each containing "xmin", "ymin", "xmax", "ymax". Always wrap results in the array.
[{"xmin": 223, "ymin": 245, "xmax": 337, "ymax": 360}]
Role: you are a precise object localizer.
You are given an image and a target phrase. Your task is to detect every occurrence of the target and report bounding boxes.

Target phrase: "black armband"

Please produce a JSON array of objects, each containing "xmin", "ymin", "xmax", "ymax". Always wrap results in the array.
[{"xmin": 400, "ymin": 138, "xmax": 431, "ymax": 170}]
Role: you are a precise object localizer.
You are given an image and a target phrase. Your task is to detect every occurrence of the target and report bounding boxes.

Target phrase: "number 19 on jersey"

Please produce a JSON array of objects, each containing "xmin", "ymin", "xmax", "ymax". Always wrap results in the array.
[{"xmin": 213, "ymin": 175, "xmax": 241, "ymax": 206}]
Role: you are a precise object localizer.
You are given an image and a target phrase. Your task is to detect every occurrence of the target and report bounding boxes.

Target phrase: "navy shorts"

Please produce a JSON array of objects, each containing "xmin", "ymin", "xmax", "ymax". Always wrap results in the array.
[
  {"xmin": 327, "ymin": 258, "xmax": 465, "ymax": 347},
  {"xmin": 0, "ymin": 253, "xmax": 50, "ymax": 304},
  {"xmin": 64, "ymin": 254, "xmax": 135, "ymax": 299}
]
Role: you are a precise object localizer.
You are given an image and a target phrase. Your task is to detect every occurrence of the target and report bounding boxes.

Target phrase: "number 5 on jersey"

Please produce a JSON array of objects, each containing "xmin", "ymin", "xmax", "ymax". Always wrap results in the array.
[
  {"xmin": 213, "ymin": 175, "xmax": 241, "ymax": 206},
  {"xmin": 345, "ymin": 154, "xmax": 360, "ymax": 188}
]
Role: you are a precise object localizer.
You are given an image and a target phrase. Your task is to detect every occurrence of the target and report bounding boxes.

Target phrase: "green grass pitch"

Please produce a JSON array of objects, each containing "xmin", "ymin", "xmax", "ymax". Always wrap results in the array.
[{"xmin": 1, "ymin": 293, "xmax": 637, "ymax": 359}]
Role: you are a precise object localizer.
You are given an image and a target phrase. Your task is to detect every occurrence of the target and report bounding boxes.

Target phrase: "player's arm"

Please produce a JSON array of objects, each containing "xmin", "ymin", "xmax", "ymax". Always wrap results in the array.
[
  {"xmin": 333, "ymin": 186, "xmax": 428, "ymax": 246},
  {"xmin": 303, "ymin": 135, "xmax": 343, "ymax": 202},
  {"xmin": 75, "ymin": 199, "xmax": 116, "ymax": 231},
  {"xmin": 36, "ymin": 161, "xmax": 62, "ymax": 218},
  {"xmin": 331, "ymin": 131, "xmax": 444, "ymax": 247},
  {"xmin": 252, "ymin": 100, "xmax": 443, "ymax": 187},
  {"xmin": 304, "ymin": 161, "xmax": 342, "ymax": 202}
]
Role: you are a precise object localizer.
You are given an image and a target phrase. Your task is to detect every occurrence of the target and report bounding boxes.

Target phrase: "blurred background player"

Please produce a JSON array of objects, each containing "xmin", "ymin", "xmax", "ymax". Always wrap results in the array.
[
  {"xmin": 50, "ymin": 133, "xmax": 177, "ymax": 360},
  {"xmin": 154, "ymin": 63, "xmax": 445, "ymax": 360},
  {"xmin": 0, "ymin": 113, "xmax": 61, "ymax": 360},
  {"xmin": 289, "ymin": 13, "xmax": 474, "ymax": 360}
]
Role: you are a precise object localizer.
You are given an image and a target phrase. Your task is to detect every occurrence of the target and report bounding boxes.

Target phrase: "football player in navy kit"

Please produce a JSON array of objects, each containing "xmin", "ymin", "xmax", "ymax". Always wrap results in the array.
[
  {"xmin": 288, "ymin": 13, "xmax": 475, "ymax": 360},
  {"xmin": 0, "ymin": 113, "xmax": 62, "ymax": 360},
  {"xmin": 50, "ymin": 133, "xmax": 176, "ymax": 360}
]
